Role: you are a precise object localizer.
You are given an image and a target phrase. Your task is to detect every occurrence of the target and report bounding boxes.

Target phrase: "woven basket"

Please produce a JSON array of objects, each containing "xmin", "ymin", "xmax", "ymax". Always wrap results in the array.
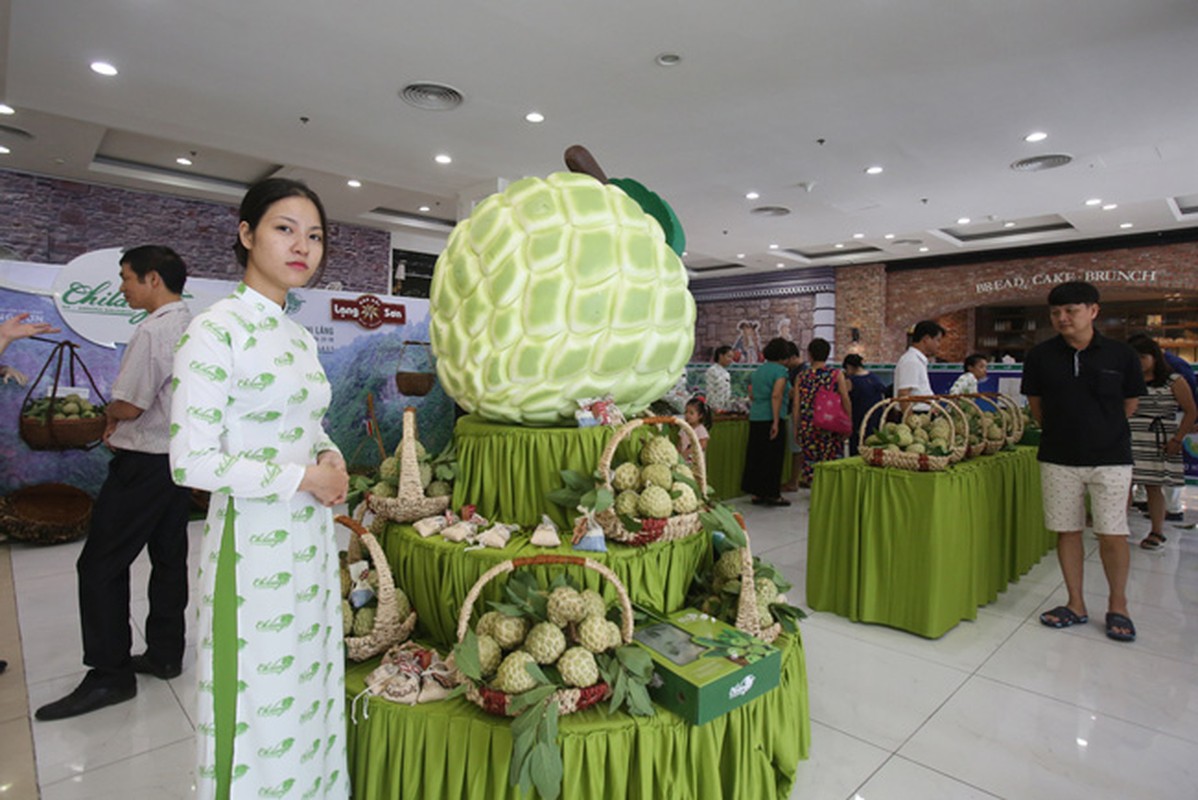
[
  {"xmin": 947, "ymin": 396, "xmax": 997, "ymax": 456},
  {"xmin": 456, "ymin": 554, "xmax": 635, "ymax": 717},
  {"xmin": 339, "ymin": 511, "xmax": 417, "ymax": 661},
  {"xmin": 19, "ymin": 415, "xmax": 106, "ymax": 450},
  {"xmin": 367, "ymin": 406, "xmax": 450, "ymax": 524},
  {"xmin": 858, "ymin": 396, "xmax": 969, "ymax": 471},
  {"xmin": 594, "ymin": 416, "xmax": 708, "ymax": 546},
  {"xmin": 0, "ymin": 483, "xmax": 92, "ymax": 544},
  {"xmin": 730, "ymin": 522, "xmax": 783, "ymax": 645},
  {"xmin": 954, "ymin": 393, "xmax": 1024, "ymax": 454}
]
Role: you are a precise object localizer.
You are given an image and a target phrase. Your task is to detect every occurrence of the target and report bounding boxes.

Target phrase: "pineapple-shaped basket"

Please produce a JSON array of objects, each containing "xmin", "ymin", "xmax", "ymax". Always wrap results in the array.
[
  {"xmin": 338, "ymin": 512, "xmax": 417, "ymax": 661},
  {"xmin": 455, "ymin": 554, "xmax": 635, "ymax": 717},
  {"xmin": 367, "ymin": 406, "xmax": 451, "ymax": 523},
  {"xmin": 730, "ymin": 522, "xmax": 784, "ymax": 645},
  {"xmin": 595, "ymin": 415, "xmax": 709, "ymax": 546}
]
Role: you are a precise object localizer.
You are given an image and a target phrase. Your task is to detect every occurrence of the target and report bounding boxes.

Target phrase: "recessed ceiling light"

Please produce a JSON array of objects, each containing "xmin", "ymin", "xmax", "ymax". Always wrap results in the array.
[
  {"xmin": 0, "ymin": 145, "xmax": 9, "ymax": 155},
  {"xmin": 525, "ymin": 111, "xmax": 544, "ymax": 123},
  {"xmin": 1120, "ymin": 222, "xmax": 1133, "ymax": 229},
  {"xmin": 347, "ymin": 179, "xmax": 362, "ymax": 188},
  {"xmin": 655, "ymin": 53, "xmax": 682, "ymax": 67},
  {"xmin": 834, "ymin": 243, "xmax": 845, "ymax": 249},
  {"xmin": 175, "ymin": 157, "xmax": 192, "ymax": 166},
  {"xmin": 957, "ymin": 217, "xmax": 971, "ymax": 225},
  {"xmin": 918, "ymin": 246, "xmax": 929, "ymax": 252},
  {"xmin": 681, "ymin": 251, "xmax": 688, "ymax": 258},
  {"xmin": 1084, "ymin": 198, "xmax": 1102, "ymax": 206},
  {"xmin": 745, "ymin": 191, "xmax": 759, "ymax": 200},
  {"xmin": 865, "ymin": 165, "xmax": 884, "ymax": 175},
  {"xmin": 0, "ymin": 104, "xmax": 13, "ymax": 115},
  {"xmin": 90, "ymin": 61, "xmax": 118, "ymax": 77},
  {"xmin": 776, "ymin": 262, "xmax": 785, "ymax": 268},
  {"xmin": 736, "ymin": 253, "xmax": 746, "ymax": 259},
  {"xmin": 1003, "ymin": 221, "xmax": 1017, "ymax": 228},
  {"xmin": 852, "ymin": 233, "xmax": 865, "ymax": 239},
  {"xmin": 419, "ymin": 205, "xmax": 431, "ymax": 212},
  {"xmin": 1102, "ymin": 203, "xmax": 1117, "ymax": 211},
  {"xmin": 883, "ymin": 233, "xmax": 895, "ymax": 239},
  {"xmin": 434, "ymin": 154, "xmax": 452, "ymax": 165},
  {"xmin": 1024, "ymin": 131, "xmax": 1048, "ymax": 143},
  {"xmin": 768, "ymin": 243, "xmax": 779, "ymax": 250}
]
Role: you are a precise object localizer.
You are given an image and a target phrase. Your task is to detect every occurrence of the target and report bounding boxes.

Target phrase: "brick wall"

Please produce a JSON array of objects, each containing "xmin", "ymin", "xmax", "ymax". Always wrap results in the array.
[
  {"xmin": 839, "ymin": 241, "xmax": 1198, "ymax": 361},
  {"xmin": 694, "ymin": 294, "xmax": 816, "ymax": 363},
  {"xmin": 0, "ymin": 169, "xmax": 391, "ymax": 292}
]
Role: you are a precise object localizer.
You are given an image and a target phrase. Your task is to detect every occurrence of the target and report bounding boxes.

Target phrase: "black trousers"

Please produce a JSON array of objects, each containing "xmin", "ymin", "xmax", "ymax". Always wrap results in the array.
[
  {"xmin": 741, "ymin": 419, "xmax": 786, "ymax": 499},
  {"xmin": 77, "ymin": 450, "xmax": 191, "ymax": 685}
]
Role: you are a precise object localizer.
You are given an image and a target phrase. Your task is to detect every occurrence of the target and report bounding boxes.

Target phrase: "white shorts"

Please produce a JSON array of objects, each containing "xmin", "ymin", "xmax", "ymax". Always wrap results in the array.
[{"xmin": 1040, "ymin": 462, "xmax": 1133, "ymax": 536}]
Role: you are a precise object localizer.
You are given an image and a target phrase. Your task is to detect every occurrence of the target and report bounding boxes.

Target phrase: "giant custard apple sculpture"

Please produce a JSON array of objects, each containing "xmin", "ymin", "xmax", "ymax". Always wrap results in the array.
[{"xmin": 429, "ymin": 146, "xmax": 695, "ymax": 425}]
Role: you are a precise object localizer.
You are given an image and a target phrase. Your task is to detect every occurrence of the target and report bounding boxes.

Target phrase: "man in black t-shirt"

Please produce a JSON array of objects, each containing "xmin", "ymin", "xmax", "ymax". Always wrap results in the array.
[{"xmin": 1021, "ymin": 281, "xmax": 1145, "ymax": 642}]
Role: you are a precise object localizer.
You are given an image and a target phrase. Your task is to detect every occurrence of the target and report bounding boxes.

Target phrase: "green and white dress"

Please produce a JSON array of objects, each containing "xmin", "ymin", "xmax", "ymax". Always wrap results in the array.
[{"xmin": 171, "ymin": 283, "xmax": 348, "ymax": 800}]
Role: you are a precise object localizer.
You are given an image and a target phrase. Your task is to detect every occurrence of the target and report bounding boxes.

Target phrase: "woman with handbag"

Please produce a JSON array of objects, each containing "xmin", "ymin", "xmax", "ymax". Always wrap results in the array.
[{"xmin": 792, "ymin": 338, "xmax": 852, "ymax": 487}]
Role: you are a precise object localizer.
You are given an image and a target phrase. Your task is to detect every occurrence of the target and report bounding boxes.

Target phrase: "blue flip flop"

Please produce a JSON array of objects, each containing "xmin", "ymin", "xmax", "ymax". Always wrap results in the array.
[
  {"xmin": 1105, "ymin": 612, "xmax": 1136, "ymax": 642},
  {"xmin": 1039, "ymin": 606, "xmax": 1088, "ymax": 628}
]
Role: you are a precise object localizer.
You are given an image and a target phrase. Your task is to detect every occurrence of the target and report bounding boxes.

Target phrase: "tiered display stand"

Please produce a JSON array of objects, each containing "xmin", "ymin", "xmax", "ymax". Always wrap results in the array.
[{"xmin": 346, "ymin": 415, "xmax": 811, "ymax": 799}]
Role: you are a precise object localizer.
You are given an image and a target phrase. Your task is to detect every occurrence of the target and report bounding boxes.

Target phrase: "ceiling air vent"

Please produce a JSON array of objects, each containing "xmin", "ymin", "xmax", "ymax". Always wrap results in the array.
[
  {"xmin": 399, "ymin": 83, "xmax": 464, "ymax": 111},
  {"xmin": 1010, "ymin": 154, "xmax": 1073, "ymax": 172},
  {"xmin": 750, "ymin": 206, "xmax": 791, "ymax": 217}
]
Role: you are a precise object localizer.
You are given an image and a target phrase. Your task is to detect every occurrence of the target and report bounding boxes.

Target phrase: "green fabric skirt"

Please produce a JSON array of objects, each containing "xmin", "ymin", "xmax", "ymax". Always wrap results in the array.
[
  {"xmin": 346, "ymin": 632, "xmax": 810, "ymax": 799},
  {"xmin": 806, "ymin": 446, "xmax": 1055, "ymax": 638},
  {"xmin": 379, "ymin": 522, "xmax": 712, "ymax": 648}
]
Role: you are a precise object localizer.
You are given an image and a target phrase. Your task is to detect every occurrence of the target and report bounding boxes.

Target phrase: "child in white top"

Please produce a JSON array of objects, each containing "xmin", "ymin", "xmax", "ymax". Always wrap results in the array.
[{"xmin": 680, "ymin": 396, "xmax": 712, "ymax": 464}]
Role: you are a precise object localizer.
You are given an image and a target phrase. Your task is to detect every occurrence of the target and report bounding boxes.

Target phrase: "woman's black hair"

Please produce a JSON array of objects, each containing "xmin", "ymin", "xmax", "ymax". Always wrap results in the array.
[
  {"xmin": 762, "ymin": 337, "xmax": 790, "ymax": 362},
  {"xmin": 842, "ymin": 353, "xmax": 864, "ymax": 370},
  {"xmin": 1130, "ymin": 335, "xmax": 1172, "ymax": 387},
  {"xmin": 713, "ymin": 345, "xmax": 733, "ymax": 362},
  {"xmin": 686, "ymin": 395, "xmax": 713, "ymax": 429},
  {"xmin": 807, "ymin": 337, "xmax": 831, "ymax": 362},
  {"xmin": 233, "ymin": 177, "xmax": 329, "ymax": 271}
]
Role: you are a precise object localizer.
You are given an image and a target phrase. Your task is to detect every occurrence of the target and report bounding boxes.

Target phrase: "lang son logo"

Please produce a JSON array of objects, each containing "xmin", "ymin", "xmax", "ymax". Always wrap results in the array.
[{"xmin": 329, "ymin": 294, "xmax": 406, "ymax": 329}]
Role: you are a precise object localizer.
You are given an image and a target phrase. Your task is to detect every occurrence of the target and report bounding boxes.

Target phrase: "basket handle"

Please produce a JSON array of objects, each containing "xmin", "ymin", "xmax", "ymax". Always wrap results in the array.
[
  {"xmin": 454, "ymin": 554, "xmax": 635, "ymax": 647},
  {"xmin": 335, "ymin": 514, "xmax": 403, "ymax": 644},
  {"xmin": 596, "ymin": 415, "xmax": 709, "ymax": 496}
]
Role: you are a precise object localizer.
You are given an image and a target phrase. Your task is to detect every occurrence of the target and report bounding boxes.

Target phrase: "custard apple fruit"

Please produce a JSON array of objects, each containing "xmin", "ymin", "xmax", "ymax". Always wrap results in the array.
[
  {"xmin": 351, "ymin": 606, "xmax": 375, "ymax": 637},
  {"xmin": 477, "ymin": 634, "xmax": 502, "ymax": 677},
  {"xmin": 604, "ymin": 620, "xmax": 623, "ymax": 650},
  {"xmin": 671, "ymin": 482, "xmax": 699, "ymax": 514},
  {"xmin": 394, "ymin": 587, "xmax": 412, "ymax": 621},
  {"xmin": 394, "ymin": 439, "xmax": 428, "ymax": 461},
  {"xmin": 491, "ymin": 614, "xmax": 529, "ymax": 650},
  {"xmin": 615, "ymin": 490, "xmax": 640, "ymax": 517},
  {"xmin": 379, "ymin": 456, "xmax": 400, "ymax": 482},
  {"xmin": 341, "ymin": 600, "xmax": 353, "ymax": 635},
  {"xmin": 640, "ymin": 435, "xmax": 679, "ymax": 466},
  {"xmin": 637, "ymin": 485, "xmax": 673, "ymax": 519},
  {"xmin": 579, "ymin": 589, "xmax": 606, "ymax": 621},
  {"xmin": 547, "ymin": 587, "xmax": 586, "ymax": 626},
  {"xmin": 339, "ymin": 567, "xmax": 351, "ymax": 598},
  {"xmin": 426, "ymin": 480, "xmax": 452, "ymax": 498},
  {"xmin": 524, "ymin": 622, "xmax": 567, "ymax": 664},
  {"xmin": 558, "ymin": 646, "xmax": 600, "ymax": 688},
  {"xmin": 673, "ymin": 464, "xmax": 694, "ymax": 482},
  {"xmin": 612, "ymin": 462, "xmax": 641, "ymax": 492},
  {"xmin": 370, "ymin": 481, "xmax": 396, "ymax": 498},
  {"xmin": 714, "ymin": 548, "xmax": 743, "ymax": 582},
  {"xmin": 578, "ymin": 615, "xmax": 611, "ymax": 654},
  {"xmin": 755, "ymin": 576, "xmax": 779, "ymax": 606},
  {"xmin": 476, "ymin": 610, "xmax": 501, "ymax": 639},
  {"xmin": 495, "ymin": 651, "xmax": 538, "ymax": 694},
  {"xmin": 429, "ymin": 172, "xmax": 695, "ymax": 425},
  {"xmin": 640, "ymin": 463, "xmax": 672, "ymax": 490}
]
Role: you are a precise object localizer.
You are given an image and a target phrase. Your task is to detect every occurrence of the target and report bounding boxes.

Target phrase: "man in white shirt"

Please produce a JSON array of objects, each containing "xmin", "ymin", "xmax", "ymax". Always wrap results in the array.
[
  {"xmin": 893, "ymin": 320, "xmax": 945, "ymax": 399},
  {"xmin": 37, "ymin": 246, "xmax": 193, "ymax": 721},
  {"xmin": 949, "ymin": 353, "xmax": 989, "ymax": 395},
  {"xmin": 705, "ymin": 345, "xmax": 735, "ymax": 410}
]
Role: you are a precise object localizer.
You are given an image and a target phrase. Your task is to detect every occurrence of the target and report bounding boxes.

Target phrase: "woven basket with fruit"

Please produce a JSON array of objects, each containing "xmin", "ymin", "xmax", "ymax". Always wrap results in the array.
[
  {"xmin": 858, "ymin": 396, "xmax": 969, "ymax": 471},
  {"xmin": 337, "ymin": 512, "xmax": 416, "ymax": 661},
  {"xmin": 366, "ymin": 407, "xmax": 452, "ymax": 523}
]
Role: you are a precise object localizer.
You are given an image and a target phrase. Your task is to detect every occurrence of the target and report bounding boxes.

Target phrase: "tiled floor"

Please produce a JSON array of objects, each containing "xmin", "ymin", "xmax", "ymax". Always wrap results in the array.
[{"xmin": 2, "ymin": 488, "xmax": 1197, "ymax": 799}]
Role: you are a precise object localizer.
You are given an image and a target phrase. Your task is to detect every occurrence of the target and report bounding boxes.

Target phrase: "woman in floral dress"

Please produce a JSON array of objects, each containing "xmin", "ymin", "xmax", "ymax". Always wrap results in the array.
[
  {"xmin": 171, "ymin": 178, "xmax": 350, "ymax": 800},
  {"xmin": 792, "ymin": 337, "xmax": 851, "ymax": 486}
]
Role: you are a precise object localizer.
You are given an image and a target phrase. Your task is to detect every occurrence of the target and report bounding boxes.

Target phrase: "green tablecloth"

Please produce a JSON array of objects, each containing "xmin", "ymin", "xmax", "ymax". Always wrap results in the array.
[
  {"xmin": 704, "ymin": 418, "xmax": 792, "ymax": 499},
  {"xmin": 346, "ymin": 632, "xmax": 810, "ymax": 800},
  {"xmin": 379, "ymin": 522, "xmax": 712, "ymax": 648},
  {"xmin": 806, "ymin": 446, "xmax": 1054, "ymax": 638},
  {"xmin": 451, "ymin": 415, "xmax": 652, "ymax": 532}
]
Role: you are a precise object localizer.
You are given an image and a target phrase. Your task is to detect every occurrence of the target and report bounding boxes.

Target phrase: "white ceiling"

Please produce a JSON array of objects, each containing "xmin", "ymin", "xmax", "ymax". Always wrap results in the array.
[{"xmin": 3, "ymin": 0, "xmax": 1198, "ymax": 276}]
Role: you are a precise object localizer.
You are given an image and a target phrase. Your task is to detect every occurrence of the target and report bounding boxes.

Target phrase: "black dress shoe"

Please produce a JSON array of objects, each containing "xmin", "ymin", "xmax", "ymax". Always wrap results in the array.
[
  {"xmin": 1165, "ymin": 511, "xmax": 1185, "ymax": 522},
  {"xmin": 35, "ymin": 676, "xmax": 136, "ymax": 721},
  {"xmin": 130, "ymin": 653, "xmax": 182, "ymax": 680}
]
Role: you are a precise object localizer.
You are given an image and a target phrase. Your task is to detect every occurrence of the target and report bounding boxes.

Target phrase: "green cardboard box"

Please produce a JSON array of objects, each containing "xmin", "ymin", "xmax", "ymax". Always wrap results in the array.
[{"xmin": 633, "ymin": 608, "xmax": 781, "ymax": 726}]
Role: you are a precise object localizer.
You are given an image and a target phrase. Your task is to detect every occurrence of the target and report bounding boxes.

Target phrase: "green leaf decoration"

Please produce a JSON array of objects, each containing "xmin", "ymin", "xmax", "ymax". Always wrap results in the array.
[
  {"xmin": 529, "ymin": 739, "xmax": 564, "ymax": 800},
  {"xmin": 524, "ymin": 660, "xmax": 552, "ymax": 687},
  {"xmin": 580, "ymin": 489, "xmax": 597, "ymax": 508},
  {"xmin": 617, "ymin": 512, "xmax": 643, "ymax": 532},
  {"xmin": 671, "ymin": 473, "xmax": 701, "ymax": 495},
  {"xmin": 452, "ymin": 629, "xmax": 483, "ymax": 683},
  {"xmin": 546, "ymin": 488, "xmax": 581, "ymax": 508},
  {"xmin": 592, "ymin": 488, "xmax": 614, "ymax": 514},
  {"xmin": 560, "ymin": 470, "xmax": 594, "ymax": 493}
]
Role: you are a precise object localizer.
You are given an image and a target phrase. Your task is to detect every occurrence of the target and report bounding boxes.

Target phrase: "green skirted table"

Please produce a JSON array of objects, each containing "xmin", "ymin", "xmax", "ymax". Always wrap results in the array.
[
  {"xmin": 704, "ymin": 418, "xmax": 792, "ymax": 500},
  {"xmin": 806, "ymin": 446, "xmax": 1055, "ymax": 638},
  {"xmin": 346, "ymin": 632, "xmax": 810, "ymax": 800},
  {"xmin": 451, "ymin": 415, "xmax": 654, "ymax": 532},
  {"xmin": 378, "ymin": 522, "xmax": 711, "ymax": 646}
]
